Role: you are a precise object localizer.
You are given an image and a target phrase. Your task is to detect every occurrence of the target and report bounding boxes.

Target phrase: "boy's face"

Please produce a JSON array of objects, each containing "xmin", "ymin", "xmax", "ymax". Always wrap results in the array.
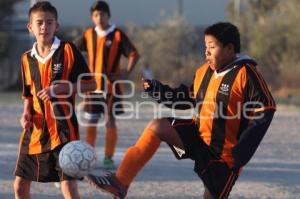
[
  {"xmin": 91, "ymin": 10, "xmax": 110, "ymax": 29},
  {"xmin": 27, "ymin": 11, "xmax": 58, "ymax": 45},
  {"xmin": 204, "ymin": 35, "xmax": 235, "ymax": 70}
]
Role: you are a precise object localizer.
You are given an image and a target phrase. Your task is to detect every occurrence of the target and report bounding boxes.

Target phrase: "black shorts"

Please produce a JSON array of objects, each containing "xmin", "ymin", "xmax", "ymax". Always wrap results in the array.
[
  {"xmin": 83, "ymin": 92, "xmax": 124, "ymax": 123},
  {"xmin": 166, "ymin": 117, "xmax": 240, "ymax": 199},
  {"xmin": 14, "ymin": 145, "xmax": 76, "ymax": 182}
]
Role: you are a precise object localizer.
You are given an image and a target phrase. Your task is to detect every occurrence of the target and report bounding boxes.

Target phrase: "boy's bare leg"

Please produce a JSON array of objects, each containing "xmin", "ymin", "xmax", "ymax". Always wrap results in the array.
[
  {"xmin": 104, "ymin": 95, "xmax": 117, "ymax": 162},
  {"xmin": 85, "ymin": 126, "xmax": 97, "ymax": 147},
  {"xmin": 105, "ymin": 113, "xmax": 117, "ymax": 156},
  {"xmin": 14, "ymin": 176, "xmax": 31, "ymax": 199},
  {"xmin": 203, "ymin": 187, "xmax": 213, "ymax": 199},
  {"xmin": 61, "ymin": 180, "xmax": 80, "ymax": 199}
]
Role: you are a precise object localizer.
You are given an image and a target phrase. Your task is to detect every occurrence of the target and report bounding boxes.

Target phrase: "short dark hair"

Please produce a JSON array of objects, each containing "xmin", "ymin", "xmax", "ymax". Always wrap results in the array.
[
  {"xmin": 28, "ymin": 1, "xmax": 58, "ymax": 20},
  {"xmin": 90, "ymin": 1, "xmax": 110, "ymax": 17},
  {"xmin": 204, "ymin": 22, "xmax": 240, "ymax": 53}
]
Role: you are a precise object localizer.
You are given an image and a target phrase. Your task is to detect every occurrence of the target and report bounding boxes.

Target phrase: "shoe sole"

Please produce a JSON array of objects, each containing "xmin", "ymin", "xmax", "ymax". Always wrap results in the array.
[{"xmin": 84, "ymin": 176, "xmax": 123, "ymax": 199}]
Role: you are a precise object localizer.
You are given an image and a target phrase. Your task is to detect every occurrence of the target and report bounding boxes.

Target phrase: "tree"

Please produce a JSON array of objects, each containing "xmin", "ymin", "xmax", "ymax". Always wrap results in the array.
[
  {"xmin": 227, "ymin": 0, "xmax": 300, "ymax": 90},
  {"xmin": 126, "ymin": 13, "xmax": 202, "ymax": 86}
]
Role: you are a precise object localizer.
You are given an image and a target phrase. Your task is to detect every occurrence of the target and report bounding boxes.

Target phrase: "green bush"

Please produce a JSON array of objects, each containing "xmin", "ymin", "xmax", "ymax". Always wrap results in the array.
[{"xmin": 126, "ymin": 13, "xmax": 202, "ymax": 86}]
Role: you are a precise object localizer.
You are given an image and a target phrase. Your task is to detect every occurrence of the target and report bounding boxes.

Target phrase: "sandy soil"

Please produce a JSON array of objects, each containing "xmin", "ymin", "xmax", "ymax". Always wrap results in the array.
[{"xmin": 0, "ymin": 96, "xmax": 299, "ymax": 199}]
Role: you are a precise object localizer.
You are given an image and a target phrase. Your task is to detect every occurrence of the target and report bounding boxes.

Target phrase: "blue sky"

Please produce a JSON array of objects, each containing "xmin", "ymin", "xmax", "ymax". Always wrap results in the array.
[{"xmin": 18, "ymin": 0, "xmax": 230, "ymax": 27}]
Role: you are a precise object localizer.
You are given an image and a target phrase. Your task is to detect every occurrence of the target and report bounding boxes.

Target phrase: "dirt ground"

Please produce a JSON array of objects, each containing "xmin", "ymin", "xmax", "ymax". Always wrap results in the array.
[{"xmin": 0, "ymin": 94, "xmax": 299, "ymax": 199}]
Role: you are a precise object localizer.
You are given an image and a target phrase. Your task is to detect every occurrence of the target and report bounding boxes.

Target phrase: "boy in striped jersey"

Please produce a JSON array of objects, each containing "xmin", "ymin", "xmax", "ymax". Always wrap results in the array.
[
  {"xmin": 14, "ymin": 1, "xmax": 96, "ymax": 199},
  {"xmin": 77, "ymin": 1, "xmax": 139, "ymax": 170},
  {"xmin": 86, "ymin": 22, "xmax": 276, "ymax": 199}
]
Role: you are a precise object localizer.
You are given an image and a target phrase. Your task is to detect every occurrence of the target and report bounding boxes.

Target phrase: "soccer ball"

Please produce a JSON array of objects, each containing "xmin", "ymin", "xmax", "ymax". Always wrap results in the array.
[{"xmin": 59, "ymin": 140, "xmax": 97, "ymax": 178}]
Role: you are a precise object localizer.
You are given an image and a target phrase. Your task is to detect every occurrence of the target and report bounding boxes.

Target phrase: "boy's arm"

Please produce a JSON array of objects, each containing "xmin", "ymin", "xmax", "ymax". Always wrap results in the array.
[
  {"xmin": 57, "ymin": 80, "xmax": 96, "ymax": 94},
  {"xmin": 119, "ymin": 30, "xmax": 140, "ymax": 76},
  {"xmin": 20, "ymin": 98, "xmax": 33, "ymax": 130},
  {"xmin": 232, "ymin": 64, "xmax": 276, "ymax": 169},
  {"xmin": 143, "ymin": 79, "xmax": 195, "ymax": 110},
  {"xmin": 20, "ymin": 56, "xmax": 33, "ymax": 129},
  {"xmin": 23, "ymin": 98, "xmax": 33, "ymax": 113},
  {"xmin": 73, "ymin": 80, "xmax": 96, "ymax": 94},
  {"xmin": 232, "ymin": 109, "xmax": 275, "ymax": 169},
  {"xmin": 126, "ymin": 52, "xmax": 140, "ymax": 75},
  {"xmin": 53, "ymin": 81, "xmax": 96, "ymax": 94},
  {"xmin": 37, "ymin": 80, "xmax": 96, "ymax": 101}
]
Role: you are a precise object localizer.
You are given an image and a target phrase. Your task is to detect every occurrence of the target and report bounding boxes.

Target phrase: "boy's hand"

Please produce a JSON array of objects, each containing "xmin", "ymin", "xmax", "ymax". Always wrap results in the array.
[
  {"xmin": 20, "ymin": 112, "xmax": 32, "ymax": 130},
  {"xmin": 37, "ymin": 84, "xmax": 71, "ymax": 101},
  {"xmin": 37, "ymin": 86, "xmax": 54, "ymax": 101},
  {"xmin": 142, "ymin": 78, "xmax": 152, "ymax": 91}
]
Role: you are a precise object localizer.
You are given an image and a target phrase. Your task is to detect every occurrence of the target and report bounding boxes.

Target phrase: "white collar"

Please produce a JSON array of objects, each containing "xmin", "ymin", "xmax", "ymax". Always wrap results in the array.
[
  {"xmin": 213, "ymin": 54, "xmax": 255, "ymax": 78},
  {"xmin": 214, "ymin": 65, "xmax": 237, "ymax": 79},
  {"xmin": 95, "ymin": 24, "xmax": 116, "ymax": 37},
  {"xmin": 30, "ymin": 36, "xmax": 61, "ymax": 64}
]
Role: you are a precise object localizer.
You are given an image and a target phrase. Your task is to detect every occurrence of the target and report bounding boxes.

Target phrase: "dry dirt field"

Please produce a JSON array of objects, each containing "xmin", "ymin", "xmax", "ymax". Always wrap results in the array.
[{"xmin": 0, "ymin": 93, "xmax": 299, "ymax": 199}]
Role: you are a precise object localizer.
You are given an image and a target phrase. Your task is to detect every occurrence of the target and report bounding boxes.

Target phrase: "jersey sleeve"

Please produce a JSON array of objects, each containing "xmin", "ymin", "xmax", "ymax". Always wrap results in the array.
[
  {"xmin": 232, "ymin": 109, "xmax": 275, "ymax": 168},
  {"xmin": 119, "ymin": 30, "xmax": 138, "ymax": 57},
  {"xmin": 68, "ymin": 42, "xmax": 92, "ymax": 83},
  {"xmin": 145, "ymin": 79, "xmax": 195, "ymax": 110},
  {"xmin": 21, "ymin": 55, "xmax": 32, "ymax": 98},
  {"xmin": 244, "ymin": 65, "xmax": 276, "ymax": 112}
]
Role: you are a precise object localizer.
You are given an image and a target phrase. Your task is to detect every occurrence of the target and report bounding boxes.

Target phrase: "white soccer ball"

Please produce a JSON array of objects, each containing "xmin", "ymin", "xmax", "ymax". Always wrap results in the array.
[{"xmin": 59, "ymin": 140, "xmax": 96, "ymax": 178}]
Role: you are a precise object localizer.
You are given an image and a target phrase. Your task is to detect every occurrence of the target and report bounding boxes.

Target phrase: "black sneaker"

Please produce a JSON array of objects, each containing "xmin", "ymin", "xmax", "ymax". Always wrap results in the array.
[{"xmin": 85, "ymin": 173, "xmax": 127, "ymax": 199}]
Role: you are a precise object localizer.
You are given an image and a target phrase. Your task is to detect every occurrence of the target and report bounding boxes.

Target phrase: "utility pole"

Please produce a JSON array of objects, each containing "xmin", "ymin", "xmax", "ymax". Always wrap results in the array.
[
  {"xmin": 178, "ymin": 0, "xmax": 183, "ymax": 17},
  {"xmin": 234, "ymin": 0, "xmax": 240, "ymax": 20}
]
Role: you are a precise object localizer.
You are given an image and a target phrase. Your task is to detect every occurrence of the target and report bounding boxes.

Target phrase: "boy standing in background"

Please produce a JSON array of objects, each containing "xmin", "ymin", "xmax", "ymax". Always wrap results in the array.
[{"xmin": 77, "ymin": 1, "xmax": 139, "ymax": 170}]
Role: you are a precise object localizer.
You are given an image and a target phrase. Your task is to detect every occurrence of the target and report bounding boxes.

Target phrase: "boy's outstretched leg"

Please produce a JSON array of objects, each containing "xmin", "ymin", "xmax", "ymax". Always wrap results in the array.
[
  {"xmin": 85, "ymin": 118, "xmax": 184, "ymax": 198},
  {"xmin": 85, "ymin": 126, "xmax": 97, "ymax": 147}
]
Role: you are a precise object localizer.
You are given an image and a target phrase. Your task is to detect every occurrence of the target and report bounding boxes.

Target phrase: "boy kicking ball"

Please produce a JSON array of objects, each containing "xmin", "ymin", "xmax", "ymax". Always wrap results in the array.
[{"xmin": 85, "ymin": 22, "xmax": 276, "ymax": 199}]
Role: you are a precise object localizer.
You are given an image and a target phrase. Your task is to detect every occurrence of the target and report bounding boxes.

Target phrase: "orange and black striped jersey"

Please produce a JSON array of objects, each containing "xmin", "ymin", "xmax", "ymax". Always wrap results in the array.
[
  {"xmin": 20, "ymin": 37, "xmax": 92, "ymax": 154},
  {"xmin": 146, "ymin": 56, "xmax": 276, "ymax": 167},
  {"xmin": 193, "ymin": 57, "xmax": 276, "ymax": 167},
  {"xmin": 77, "ymin": 25, "xmax": 138, "ymax": 92}
]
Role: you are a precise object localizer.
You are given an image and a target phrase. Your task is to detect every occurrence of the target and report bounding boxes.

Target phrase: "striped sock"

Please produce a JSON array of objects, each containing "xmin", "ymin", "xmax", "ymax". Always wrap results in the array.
[{"xmin": 116, "ymin": 128, "xmax": 161, "ymax": 186}]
